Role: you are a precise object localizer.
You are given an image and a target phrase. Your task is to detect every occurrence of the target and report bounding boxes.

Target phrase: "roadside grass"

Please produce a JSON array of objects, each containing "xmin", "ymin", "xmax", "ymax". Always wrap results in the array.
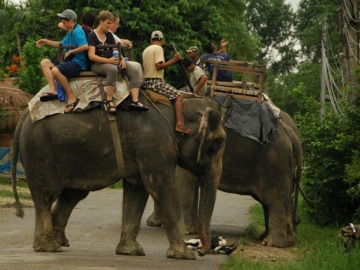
[
  {"xmin": 0, "ymin": 177, "xmax": 31, "ymax": 200},
  {"xmin": 222, "ymin": 203, "xmax": 360, "ymax": 270},
  {"xmin": 0, "ymin": 177, "xmax": 123, "ymax": 203}
]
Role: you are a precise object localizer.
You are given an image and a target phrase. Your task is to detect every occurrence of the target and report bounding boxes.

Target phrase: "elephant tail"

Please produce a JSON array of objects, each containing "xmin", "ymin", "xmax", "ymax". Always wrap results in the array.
[{"xmin": 11, "ymin": 108, "xmax": 29, "ymax": 218}]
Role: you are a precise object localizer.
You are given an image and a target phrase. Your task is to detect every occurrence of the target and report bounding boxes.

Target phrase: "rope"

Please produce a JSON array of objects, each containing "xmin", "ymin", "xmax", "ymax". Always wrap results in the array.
[{"xmin": 139, "ymin": 90, "xmax": 174, "ymax": 129}]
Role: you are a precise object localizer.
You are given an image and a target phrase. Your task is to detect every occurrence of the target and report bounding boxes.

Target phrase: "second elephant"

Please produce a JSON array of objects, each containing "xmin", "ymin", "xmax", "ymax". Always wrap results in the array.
[{"xmin": 147, "ymin": 110, "xmax": 302, "ymax": 248}]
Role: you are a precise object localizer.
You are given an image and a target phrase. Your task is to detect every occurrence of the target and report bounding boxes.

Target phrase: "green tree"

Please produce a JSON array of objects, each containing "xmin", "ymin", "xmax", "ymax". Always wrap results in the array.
[{"xmin": 245, "ymin": 0, "xmax": 297, "ymax": 73}]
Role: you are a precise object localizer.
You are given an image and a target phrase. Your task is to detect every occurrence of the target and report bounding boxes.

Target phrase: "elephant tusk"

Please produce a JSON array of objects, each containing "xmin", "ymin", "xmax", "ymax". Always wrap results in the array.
[{"xmin": 197, "ymin": 108, "xmax": 210, "ymax": 163}]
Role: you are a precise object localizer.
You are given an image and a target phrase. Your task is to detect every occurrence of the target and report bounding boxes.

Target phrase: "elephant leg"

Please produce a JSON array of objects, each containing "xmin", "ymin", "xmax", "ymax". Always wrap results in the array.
[
  {"xmin": 31, "ymin": 189, "xmax": 62, "ymax": 252},
  {"xmin": 260, "ymin": 202, "xmax": 269, "ymax": 240},
  {"xmin": 261, "ymin": 203, "xmax": 289, "ymax": 248},
  {"xmin": 52, "ymin": 188, "xmax": 90, "ymax": 247},
  {"xmin": 116, "ymin": 179, "xmax": 148, "ymax": 256},
  {"xmin": 146, "ymin": 202, "xmax": 162, "ymax": 227},
  {"xmin": 156, "ymin": 182, "xmax": 196, "ymax": 259}
]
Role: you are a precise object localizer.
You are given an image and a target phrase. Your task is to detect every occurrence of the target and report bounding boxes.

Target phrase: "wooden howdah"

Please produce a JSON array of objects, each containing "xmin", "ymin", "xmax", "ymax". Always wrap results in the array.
[{"xmin": 205, "ymin": 60, "xmax": 266, "ymax": 102}]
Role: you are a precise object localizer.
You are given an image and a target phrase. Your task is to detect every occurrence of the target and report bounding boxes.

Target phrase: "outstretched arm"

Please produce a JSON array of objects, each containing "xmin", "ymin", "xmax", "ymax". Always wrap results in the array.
[
  {"xmin": 155, "ymin": 52, "xmax": 181, "ymax": 70},
  {"xmin": 36, "ymin": 39, "xmax": 61, "ymax": 48},
  {"xmin": 219, "ymin": 39, "xmax": 228, "ymax": 53}
]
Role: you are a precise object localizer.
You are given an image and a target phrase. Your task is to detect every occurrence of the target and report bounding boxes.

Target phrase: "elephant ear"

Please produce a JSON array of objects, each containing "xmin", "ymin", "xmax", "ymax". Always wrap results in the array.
[{"xmin": 197, "ymin": 107, "xmax": 224, "ymax": 163}]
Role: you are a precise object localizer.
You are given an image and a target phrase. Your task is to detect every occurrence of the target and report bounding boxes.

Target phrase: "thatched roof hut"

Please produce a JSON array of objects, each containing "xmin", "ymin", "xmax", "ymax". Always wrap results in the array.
[{"xmin": 0, "ymin": 84, "xmax": 33, "ymax": 147}]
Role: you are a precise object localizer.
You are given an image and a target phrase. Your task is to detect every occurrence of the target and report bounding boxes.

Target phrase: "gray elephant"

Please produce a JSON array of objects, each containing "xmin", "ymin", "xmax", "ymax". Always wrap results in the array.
[
  {"xmin": 147, "ymin": 110, "xmax": 302, "ymax": 248},
  {"xmin": 11, "ymin": 96, "xmax": 226, "ymax": 259}
]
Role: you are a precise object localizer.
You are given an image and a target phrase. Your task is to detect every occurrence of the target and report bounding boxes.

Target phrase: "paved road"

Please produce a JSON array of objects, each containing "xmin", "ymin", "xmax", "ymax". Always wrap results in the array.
[{"xmin": 0, "ymin": 188, "xmax": 256, "ymax": 270}]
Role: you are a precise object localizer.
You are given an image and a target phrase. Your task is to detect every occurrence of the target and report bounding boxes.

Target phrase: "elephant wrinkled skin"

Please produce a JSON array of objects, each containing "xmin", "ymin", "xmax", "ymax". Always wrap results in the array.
[
  {"xmin": 11, "ymin": 96, "xmax": 226, "ymax": 259},
  {"xmin": 147, "ymin": 110, "xmax": 302, "ymax": 248}
]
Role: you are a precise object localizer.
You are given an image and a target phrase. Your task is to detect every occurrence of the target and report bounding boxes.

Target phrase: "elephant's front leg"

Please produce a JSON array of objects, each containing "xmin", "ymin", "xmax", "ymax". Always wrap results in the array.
[
  {"xmin": 52, "ymin": 189, "xmax": 90, "ymax": 247},
  {"xmin": 116, "ymin": 179, "xmax": 148, "ymax": 256},
  {"xmin": 156, "ymin": 182, "xmax": 196, "ymax": 260}
]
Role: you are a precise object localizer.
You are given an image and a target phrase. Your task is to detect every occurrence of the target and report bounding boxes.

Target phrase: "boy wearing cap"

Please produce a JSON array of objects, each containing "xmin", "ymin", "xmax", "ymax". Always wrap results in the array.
[
  {"xmin": 182, "ymin": 58, "xmax": 208, "ymax": 96},
  {"xmin": 36, "ymin": 9, "xmax": 88, "ymax": 113},
  {"xmin": 142, "ymin": 30, "xmax": 190, "ymax": 134}
]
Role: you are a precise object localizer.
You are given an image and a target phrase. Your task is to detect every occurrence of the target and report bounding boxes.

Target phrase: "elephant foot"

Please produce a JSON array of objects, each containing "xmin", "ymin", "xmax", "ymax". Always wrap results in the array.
[
  {"xmin": 53, "ymin": 229, "xmax": 70, "ymax": 247},
  {"xmin": 115, "ymin": 241, "xmax": 145, "ymax": 256},
  {"xmin": 33, "ymin": 237, "xmax": 62, "ymax": 252},
  {"xmin": 259, "ymin": 230, "xmax": 268, "ymax": 241},
  {"xmin": 166, "ymin": 245, "xmax": 196, "ymax": 260},
  {"xmin": 261, "ymin": 236, "xmax": 288, "ymax": 248},
  {"xmin": 146, "ymin": 211, "xmax": 162, "ymax": 227}
]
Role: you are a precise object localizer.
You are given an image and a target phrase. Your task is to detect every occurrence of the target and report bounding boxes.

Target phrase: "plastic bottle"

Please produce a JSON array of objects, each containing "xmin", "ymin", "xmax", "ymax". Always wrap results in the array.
[{"xmin": 113, "ymin": 49, "xmax": 119, "ymax": 67}]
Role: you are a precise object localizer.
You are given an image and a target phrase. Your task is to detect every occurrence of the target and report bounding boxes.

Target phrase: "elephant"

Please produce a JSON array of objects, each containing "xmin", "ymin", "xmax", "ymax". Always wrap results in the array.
[
  {"xmin": 11, "ymin": 95, "xmax": 226, "ymax": 259},
  {"xmin": 147, "ymin": 109, "xmax": 302, "ymax": 248}
]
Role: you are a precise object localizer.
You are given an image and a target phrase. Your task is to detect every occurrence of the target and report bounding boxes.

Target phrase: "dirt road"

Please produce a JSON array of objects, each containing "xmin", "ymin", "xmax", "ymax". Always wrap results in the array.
[{"xmin": 0, "ymin": 188, "xmax": 255, "ymax": 270}]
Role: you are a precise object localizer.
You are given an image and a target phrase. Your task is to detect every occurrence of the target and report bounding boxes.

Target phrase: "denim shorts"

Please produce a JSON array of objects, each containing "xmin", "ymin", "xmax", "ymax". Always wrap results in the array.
[{"xmin": 50, "ymin": 58, "xmax": 82, "ymax": 79}]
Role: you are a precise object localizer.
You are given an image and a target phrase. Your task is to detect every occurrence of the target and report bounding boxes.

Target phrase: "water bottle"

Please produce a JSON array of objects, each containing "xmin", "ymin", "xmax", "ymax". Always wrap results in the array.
[{"xmin": 113, "ymin": 49, "xmax": 119, "ymax": 67}]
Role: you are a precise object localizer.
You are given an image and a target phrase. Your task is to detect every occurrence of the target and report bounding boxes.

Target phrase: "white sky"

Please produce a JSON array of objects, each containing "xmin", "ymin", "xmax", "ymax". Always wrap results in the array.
[{"xmin": 285, "ymin": 0, "xmax": 300, "ymax": 11}]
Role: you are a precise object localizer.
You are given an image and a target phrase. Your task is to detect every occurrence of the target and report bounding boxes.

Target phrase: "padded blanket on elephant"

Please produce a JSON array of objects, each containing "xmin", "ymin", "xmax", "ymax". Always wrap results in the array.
[
  {"xmin": 214, "ymin": 96, "xmax": 279, "ymax": 145},
  {"xmin": 28, "ymin": 77, "xmax": 129, "ymax": 122}
]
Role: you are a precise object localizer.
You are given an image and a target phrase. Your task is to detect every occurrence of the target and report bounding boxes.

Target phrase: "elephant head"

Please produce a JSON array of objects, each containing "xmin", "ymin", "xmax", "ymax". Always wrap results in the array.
[{"xmin": 179, "ymin": 98, "xmax": 226, "ymax": 255}]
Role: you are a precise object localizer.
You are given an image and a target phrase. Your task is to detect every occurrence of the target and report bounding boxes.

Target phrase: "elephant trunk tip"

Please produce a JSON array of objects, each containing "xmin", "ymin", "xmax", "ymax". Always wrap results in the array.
[{"xmin": 197, "ymin": 246, "xmax": 210, "ymax": 257}]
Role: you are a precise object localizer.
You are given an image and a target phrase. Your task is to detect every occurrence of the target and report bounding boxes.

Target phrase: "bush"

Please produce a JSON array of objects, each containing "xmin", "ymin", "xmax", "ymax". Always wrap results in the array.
[
  {"xmin": 17, "ymin": 38, "xmax": 47, "ymax": 94},
  {"xmin": 296, "ymin": 100, "xmax": 360, "ymax": 226}
]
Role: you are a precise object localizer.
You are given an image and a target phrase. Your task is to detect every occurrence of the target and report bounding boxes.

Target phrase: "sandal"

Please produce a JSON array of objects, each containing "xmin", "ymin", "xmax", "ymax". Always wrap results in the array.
[
  {"xmin": 104, "ymin": 99, "xmax": 117, "ymax": 114},
  {"xmin": 130, "ymin": 101, "xmax": 149, "ymax": 111},
  {"xmin": 64, "ymin": 98, "xmax": 79, "ymax": 114},
  {"xmin": 40, "ymin": 93, "xmax": 58, "ymax": 102}
]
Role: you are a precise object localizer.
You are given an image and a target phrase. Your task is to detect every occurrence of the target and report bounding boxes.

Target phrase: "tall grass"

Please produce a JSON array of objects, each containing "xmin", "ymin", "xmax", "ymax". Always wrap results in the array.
[{"xmin": 222, "ymin": 203, "xmax": 360, "ymax": 270}]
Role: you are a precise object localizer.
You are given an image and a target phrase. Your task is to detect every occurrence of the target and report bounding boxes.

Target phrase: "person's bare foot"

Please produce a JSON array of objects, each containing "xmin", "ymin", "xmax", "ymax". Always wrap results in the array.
[{"xmin": 175, "ymin": 126, "xmax": 191, "ymax": 135}]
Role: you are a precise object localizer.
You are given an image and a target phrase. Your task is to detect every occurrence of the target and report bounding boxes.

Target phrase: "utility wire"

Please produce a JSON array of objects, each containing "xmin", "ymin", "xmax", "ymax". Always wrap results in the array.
[{"xmin": 342, "ymin": 1, "xmax": 360, "ymax": 22}]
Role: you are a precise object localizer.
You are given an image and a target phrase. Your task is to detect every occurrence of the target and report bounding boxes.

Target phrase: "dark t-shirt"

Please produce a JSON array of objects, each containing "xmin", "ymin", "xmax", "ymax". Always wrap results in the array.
[
  {"xmin": 201, "ymin": 52, "xmax": 233, "ymax": 82},
  {"xmin": 87, "ymin": 31, "xmax": 115, "ymax": 59}
]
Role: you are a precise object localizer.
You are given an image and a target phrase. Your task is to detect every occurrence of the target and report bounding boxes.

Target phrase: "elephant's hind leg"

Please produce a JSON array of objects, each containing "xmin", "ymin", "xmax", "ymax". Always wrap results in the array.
[
  {"xmin": 116, "ymin": 180, "xmax": 147, "ymax": 256},
  {"xmin": 52, "ymin": 189, "xmax": 90, "ymax": 247},
  {"xmin": 32, "ymin": 191, "xmax": 62, "ymax": 252},
  {"xmin": 261, "ymin": 204, "xmax": 289, "ymax": 248}
]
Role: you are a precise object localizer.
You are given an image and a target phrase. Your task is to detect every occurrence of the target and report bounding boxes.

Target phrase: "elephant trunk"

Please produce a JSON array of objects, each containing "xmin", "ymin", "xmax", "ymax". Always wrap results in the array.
[{"xmin": 197, "ymin": 161, "xmax": 222, "ymax": 256}]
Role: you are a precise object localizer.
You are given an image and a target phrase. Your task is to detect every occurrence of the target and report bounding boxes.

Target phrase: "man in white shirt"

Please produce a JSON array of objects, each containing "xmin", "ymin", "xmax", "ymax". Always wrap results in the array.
[{"xmin": 142, "ymin": 30, "xmax": 190, "ymax": 134}]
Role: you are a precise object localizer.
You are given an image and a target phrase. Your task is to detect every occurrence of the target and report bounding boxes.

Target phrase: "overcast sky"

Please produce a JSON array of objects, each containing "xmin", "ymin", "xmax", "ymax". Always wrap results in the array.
[{"xmin": 285, "ymin": 0, "xmax": 300, "ymax": 10}]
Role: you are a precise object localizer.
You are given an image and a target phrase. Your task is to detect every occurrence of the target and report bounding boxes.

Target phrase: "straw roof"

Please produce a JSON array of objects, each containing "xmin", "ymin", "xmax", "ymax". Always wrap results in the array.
[{"xmin": 0, "ymin": 84, "xmax": 33, "ymax": 132}]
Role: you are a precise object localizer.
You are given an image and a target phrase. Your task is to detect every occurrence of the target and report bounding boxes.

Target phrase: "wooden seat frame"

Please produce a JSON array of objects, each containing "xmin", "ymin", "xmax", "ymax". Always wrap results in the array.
[{"xmin": 205, "ymin": 59, "xmax": 266, "ymax": 102}]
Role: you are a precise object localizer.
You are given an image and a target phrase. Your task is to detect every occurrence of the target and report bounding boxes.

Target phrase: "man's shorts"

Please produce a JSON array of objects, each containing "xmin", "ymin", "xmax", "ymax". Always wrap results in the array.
[
  {"xmin": 50, "ymin": 58, "xmax": 82, "ymax": 79},
  {"xmin": 141, "ymin": 78, "xmax": 180, "ymax": 100}
]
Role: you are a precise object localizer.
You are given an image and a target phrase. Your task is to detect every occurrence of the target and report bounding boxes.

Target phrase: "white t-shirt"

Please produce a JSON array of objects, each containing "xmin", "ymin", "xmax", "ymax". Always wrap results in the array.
[
  {"xmin": 190, "ymin": 66, "xmax": 207, "ymax": 96},
  {"xmin": 142, "ymin": 44, "xmax": 164, "ymax": 79},
  {"xmin": 111, "ymin": 32, "xmax": 122, "ymax": 44}
]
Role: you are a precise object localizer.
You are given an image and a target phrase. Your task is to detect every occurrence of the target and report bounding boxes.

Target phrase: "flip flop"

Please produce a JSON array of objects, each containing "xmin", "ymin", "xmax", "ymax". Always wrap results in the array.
[
  {"xmin": 64, "ymin": 98, "xmax": 80, "ymax": 114},
  {"xmin": 40, "ymin": 93, "xmax": 58, "ymax": 102}
]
